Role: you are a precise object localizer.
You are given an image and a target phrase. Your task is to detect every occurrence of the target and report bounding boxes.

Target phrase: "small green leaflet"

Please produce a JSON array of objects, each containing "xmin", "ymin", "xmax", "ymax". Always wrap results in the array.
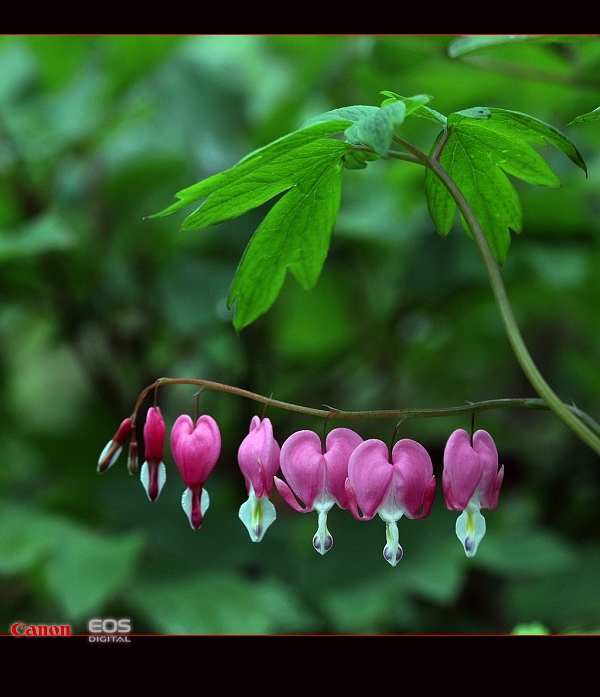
[
  {"xmin": 304, "ymin": 101, "xmax": 406, "ymax": 157},
  {"xmin": 424, "ymin": 108, "xmax": 587, "ymax": 264},
  {"xmin": 567, "ymin": 106, "xmax": 600, "ymax": 127},
  {"xmin": 344, "ymin": 101, "xmax": 406, "ymax": 157},
  {"xmin": 379, "ymin": 91, "xmax": 445, "ymax": 126}
]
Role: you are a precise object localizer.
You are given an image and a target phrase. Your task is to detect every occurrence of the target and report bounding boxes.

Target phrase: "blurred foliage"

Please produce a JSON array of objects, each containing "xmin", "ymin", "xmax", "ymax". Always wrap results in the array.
[{"xmin": 1, "ymin": 35, "xmax": 600, "ymax": 635}]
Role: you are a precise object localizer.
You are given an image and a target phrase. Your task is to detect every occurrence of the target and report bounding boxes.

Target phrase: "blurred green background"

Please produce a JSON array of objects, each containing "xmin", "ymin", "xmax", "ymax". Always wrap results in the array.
[{"xmin": 1, "ymin": 35, "xmax": 600, "ymax": 635}]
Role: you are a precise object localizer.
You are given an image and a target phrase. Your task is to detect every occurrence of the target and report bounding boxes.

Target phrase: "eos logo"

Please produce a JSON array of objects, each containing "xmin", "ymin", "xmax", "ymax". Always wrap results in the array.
[{"xmin": 88, "ymin": 618, "xmax": 132, "ymax": 642}]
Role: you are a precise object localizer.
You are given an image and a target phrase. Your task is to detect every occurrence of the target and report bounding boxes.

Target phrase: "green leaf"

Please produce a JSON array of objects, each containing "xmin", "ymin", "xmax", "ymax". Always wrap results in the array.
[
  {"xmin": 425, "ymin": 107, "xmax": 587, "ymax": 263},
  {"xmin": 447, "ymin": 35, "xmax": 590, "ymax": 59},
  {"xmin": 511, "ymin": 622, "xmax": 550, "ymax": 635},
  {"xmin": 305, "ymin": 96, "xmax": 434, "ymax": 155},
  {"xmin": 503, "ymin": 544, "xmax": 600, "ymax": 630},
  {"xmin": 227, "ymin": 157, "xmax": 344, "ymax": 331},
  {"xmin": 423, "ymin": 133, "xmax": 456, "ymax": 235},
  {"xmin": 345, "ymin": 100, "xmax": 406, "ymax": 157},
  {"xmin": 342, "ymin": 149, "xmax": 380, "ymax": 170},
  {"xmin": 0, "ymin": 214, "xmax": 77, "ymax": 262},
  {"xmin": 453, "ymin": 106, "xmax": 492, "ymax": 120},
  {"xmin": 182, "ymin": 138, "xmax": 349, "ymax": 230},
  {"xmin": 148, "ymin": 115, "xmax": 362, "ymax": 330},
  {"xmin": 129, "ymin": 571, "xmax": 312, "ymax": 634},
  {"xmin": 147, "ymin": 119, "xmax": 351, "ymax": 220},
  {"xmin": 567, "ymin": 106, "xmax": 600, "ymax": 126},
  {"xmin": 474, "ymin": 527, "xmax": 576, "ymax": 577},
  {"xmin": 0, "ymin": 502, "xmax": 145, "ymax": 621},
  {"xmin": 46, "ymin": 527, "xmax": 145, "ymax": 620},
  {"xmin": 0, "ymin": 504, "xmax": 58, "ymax": 574},
  {"xmin": 483, "ymin": 109, "xmax": 587, "ymax": 174},
  {"xmin": 379, "ymin": 91, "xmax": 432, "ymax": 115},
  {"xmin": 448, "ymin": 35, "xmax": 542, "ymax": 58}
]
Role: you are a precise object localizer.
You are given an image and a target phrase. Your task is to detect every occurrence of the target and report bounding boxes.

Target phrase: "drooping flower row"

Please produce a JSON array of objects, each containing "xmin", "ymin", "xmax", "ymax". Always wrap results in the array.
[{"xmin": 98, "ymin": 408, "xmax": 504, "ymax": 564}]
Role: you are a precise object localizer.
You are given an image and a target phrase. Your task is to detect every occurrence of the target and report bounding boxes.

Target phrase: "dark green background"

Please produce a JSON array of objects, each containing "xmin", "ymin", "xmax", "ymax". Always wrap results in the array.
[{"xmin": 1, "ymin": 35, "xmax": 599, "ymax": 634}]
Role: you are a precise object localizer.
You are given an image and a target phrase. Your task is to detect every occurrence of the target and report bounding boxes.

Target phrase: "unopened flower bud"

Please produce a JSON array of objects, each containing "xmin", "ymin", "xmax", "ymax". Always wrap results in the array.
[
  {"xmin": 97, "ymin": 418, "xmax": 134, "ymax": 473},
  {"xmin": 237, "ymin": 416, "xmax": 280, "ymax": 542},
  {"xmin": 140, "ymin": 407, "xmax": 167, "ymax": 502}
]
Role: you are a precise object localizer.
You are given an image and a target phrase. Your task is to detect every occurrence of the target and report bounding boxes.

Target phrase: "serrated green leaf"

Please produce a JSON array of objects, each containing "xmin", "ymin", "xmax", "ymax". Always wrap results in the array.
[
  {"xmin": 425, "ymin": 129, "xmax": 523, "ymax": 263},
  {"xmin": 182, "ymin": 139, "xmax": 350, "ymax": 230},
  {"xmin": 344, "ymin": 100, "xmax": 406, "ymax": 157},
  {"xmin": 227, "ymin": 158, "xmax": 344, "ymax": 330},
  {"xmin": 423, "ymin": 134, "xmax": 456, "ymax": 237},
  {"xmin": 147, "ymin": 120, "xmax": 351, "ymax": 220},
  {"xmin": 484, "ymin": 108, "xmax": 587, "ymax": 174},
  {"xmin": 451, "ymin": 110, "xmax": 564, "ymax": 186},
  {"xmin": 567, "ymin": 106, "xmax": 600, "ymax": 127},
  {"xmin": 425, "ymin": 107, "xmax": 587, "ymax": 263}
]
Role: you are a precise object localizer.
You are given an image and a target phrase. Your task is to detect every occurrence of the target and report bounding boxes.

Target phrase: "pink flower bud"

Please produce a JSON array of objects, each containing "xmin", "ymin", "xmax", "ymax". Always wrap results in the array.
[
  {"xmin": 140, "ymin": 407, "xmax": 167, "ymax": 502},
  {"xmin": 238, "ymin": 416, "xmax": 280, "ymax": 499},
  {"xmin": 237, "ymin": 416, "xmax": 281, "ymax": 542}
]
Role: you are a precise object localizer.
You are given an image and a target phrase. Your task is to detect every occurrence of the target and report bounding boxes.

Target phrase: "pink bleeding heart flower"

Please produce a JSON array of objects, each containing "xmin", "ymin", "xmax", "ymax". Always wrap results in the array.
[
  {"xmin": 97, "ymin": 417, "xmax": 133, "ymax": 473},
  {"xmin": 237, "ymin": 416, "xmax": 281, "ymax": 542},
  {"xmin": 140, "ymin": 407, "xmax": 167, "ymax": 502},
  {"xmin": 171, "ymin": 414, "xmax": 221, "ymax": 530},
  {"xmin": 275, "ymin": 428, "xmax": 363, "ymax": 554},
  {"xmin": 346, "ymin": 438, "xmax": 436, "ymax": 566},
  {"xmin": 443, "ymin": 428, "xmax": 504, "ymax": 557}
]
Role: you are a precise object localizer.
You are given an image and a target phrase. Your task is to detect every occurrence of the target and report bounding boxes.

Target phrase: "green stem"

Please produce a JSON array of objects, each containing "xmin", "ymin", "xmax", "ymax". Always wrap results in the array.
[{"xmin": 390, "ymin": 135, "xmax": 600, "ymax": 456}]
